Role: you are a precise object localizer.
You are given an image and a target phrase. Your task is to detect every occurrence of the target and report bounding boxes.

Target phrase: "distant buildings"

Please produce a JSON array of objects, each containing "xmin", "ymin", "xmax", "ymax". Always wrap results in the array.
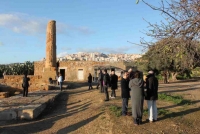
[{"xmin": 56, "ymin": 52, "xmax": 142, "ymax": 62}]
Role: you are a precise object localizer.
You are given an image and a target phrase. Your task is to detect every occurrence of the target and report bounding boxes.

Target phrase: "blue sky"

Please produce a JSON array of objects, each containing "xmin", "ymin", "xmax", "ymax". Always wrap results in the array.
[{"xmin": 0, "ymin": 0, "xmax": 163, "ymax": 64}]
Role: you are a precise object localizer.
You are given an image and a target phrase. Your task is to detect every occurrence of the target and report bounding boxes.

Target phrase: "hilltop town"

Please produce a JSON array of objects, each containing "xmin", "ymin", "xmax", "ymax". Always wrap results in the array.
[{"xmin": 56, "ymin": 52, "xmax": 142, "ymax": 62}]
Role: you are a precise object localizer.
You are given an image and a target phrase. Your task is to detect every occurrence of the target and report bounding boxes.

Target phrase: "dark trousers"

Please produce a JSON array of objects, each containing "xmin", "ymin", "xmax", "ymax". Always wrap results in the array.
[
  {"xmin": 164, "ymin": 77, "xmax": 168, "ymax": 83},
  {"xmin": 104, "ymin": 86, "xmax": 109, "ymax": 100},
  {"xmin": 88, "ymin": 82, "xmax": 93, "ymax": 89},
  {"xmin": 101, "ymin": 86, "xmax": 104, "ymax": 93},
  {"xmin": 60, "ymin": 82, "xmax": 63, "ymax": 91},
  {"xmin": 111, "ymin": 89, "xmax": 116, "ymax": 97},
  {"xmin": 97, "ymin": 81, "xmax": 103, "ymax": 92},
  {"xmin": 23, "ymin": 87, "xmax": 28, "ymax": 97},
  {"xmin": 122, "ymin": 98, "xmax": 129, "ymax": 115}
]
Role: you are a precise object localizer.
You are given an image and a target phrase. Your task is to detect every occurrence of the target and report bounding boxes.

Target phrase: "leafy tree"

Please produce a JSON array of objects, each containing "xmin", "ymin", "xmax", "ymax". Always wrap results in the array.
[{"xmin": 141, "ymin": 38, "xmax": 200, "ymax": 80}]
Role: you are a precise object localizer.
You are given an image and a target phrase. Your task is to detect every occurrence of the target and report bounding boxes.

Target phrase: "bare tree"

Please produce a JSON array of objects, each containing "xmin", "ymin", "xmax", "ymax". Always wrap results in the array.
[{"xmin": 136, "ymin": 0, "xmax": 200, "ymax": 73}]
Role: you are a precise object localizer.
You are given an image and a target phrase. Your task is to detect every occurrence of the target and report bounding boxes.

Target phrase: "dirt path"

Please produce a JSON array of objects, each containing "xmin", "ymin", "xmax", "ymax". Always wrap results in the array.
[{"xmin": 0, "ymin": 81, "xmax": 200, "ymax": 134}]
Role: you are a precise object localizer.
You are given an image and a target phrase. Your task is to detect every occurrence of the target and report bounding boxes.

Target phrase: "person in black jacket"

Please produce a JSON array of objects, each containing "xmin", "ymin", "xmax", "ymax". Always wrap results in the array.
[
  {"xmin": 110, "ymin": 68, "xmax": 118, "ymax": 98},
  {"xmin": 145, "ymin": 70, "xmax": 158, "ymax": 123},
  {"xmin": 121, "ymin": 70, "xmax": 130, "ymax": 116},
  {"xmin": 88, "ymin": 73, "xmax": 93, "ymax": 90},
  {"xmin": 22, "ymin": 73, "xmax": 30, "ymax": 97},
  {"xmin": 103, "ymin": 69, "xmax": 110, "ymax": 101}
]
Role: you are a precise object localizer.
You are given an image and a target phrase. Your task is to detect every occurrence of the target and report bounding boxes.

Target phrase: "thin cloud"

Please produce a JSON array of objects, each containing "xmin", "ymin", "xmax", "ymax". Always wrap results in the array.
[
  {"xmin": 74, "ymin": 26, "xmax": 94, "ymax": 34},
  {"xmin": 0, "ymin": 42, "xmax": 4, "ymax": 46},
  {"xmin": 60, "ymin": 47, "xmax": 71, "ymax": 51},
  {"xmin": 0, "ymin": 13, "xmax": 46, "ymax": 34},
  {"xmin": 57, "ymin": 52, "xmax": 68, "ymax": 57},
  {"xmin": 0, "ymin": 13, "xmax": 94, "ymax": 35}
]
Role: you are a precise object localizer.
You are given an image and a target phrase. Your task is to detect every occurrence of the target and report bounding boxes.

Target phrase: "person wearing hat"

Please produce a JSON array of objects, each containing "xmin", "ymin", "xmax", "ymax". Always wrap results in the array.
[
  {"xmin": 145, "ymin": 70, "xmax": 159, "ymax": 123},
  {"xmin": 110, "ymin": 68, "xmax": 118, "ymax": 98}
]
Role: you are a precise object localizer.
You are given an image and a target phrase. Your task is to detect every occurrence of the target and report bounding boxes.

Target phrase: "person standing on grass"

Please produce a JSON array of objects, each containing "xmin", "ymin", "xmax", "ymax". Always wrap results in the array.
[
  {"xmin": 96, "ymin": 70, "xmax": 104, "ymax": 93},
  {"xmin": 88, "ymin": 73, "xmax": 93, "ymax": 90},
  {"xmin": 145, "ymin": 70, "xmax": 158, "ymax": 123},
  {"xmin": 103, "ymin": 69, "xmax": 110, "ymax": 101},
  {"xmin": 58, "ymin": 73, "xmax": 63, "ymax": 91},
  {"xmin": 129, "ymin": 71, "xmax": 144, "ymax": 125},
  {"xmin": 110, "ymin": 68, "xmax": 118, "ymax": 98},
  {"xmin": 121, "ymin": 70, "xmax": 131, "ymax": 116},
  {"xmin": 22, "ymin": 73, "xmax": 30, "ymax": 97}
]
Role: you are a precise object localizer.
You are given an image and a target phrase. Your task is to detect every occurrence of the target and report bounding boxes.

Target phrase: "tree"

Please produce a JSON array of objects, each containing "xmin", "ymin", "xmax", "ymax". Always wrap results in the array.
[
  {"xmin": 141, "ymin": 37, "xmax": 200, "ymax": 80},
  {"xmin": 139, "ymin": 0, "xmax": 200, "ymax": 39},
  {"xmin": 136, "ymin": 0, "xmax": 200, "ymax": 71}
]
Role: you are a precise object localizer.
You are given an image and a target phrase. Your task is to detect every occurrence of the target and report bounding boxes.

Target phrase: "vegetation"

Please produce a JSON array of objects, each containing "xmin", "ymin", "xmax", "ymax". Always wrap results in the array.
[
  {"xmin": 158, "ymin": 93, "xmax": 192, "ymax": 105},
  {"xmin": 109, "ymin": 105, "xmax": 122, "ymax": 117},
  {"xmin": 109, "ymin": 105, "xmax": 171, "ymax": 117},
  {"xmin": 139, "ymin": 38, "xmax": 200, "ymax": 80},
  {"xmin": 135, "ymin": 0, "xmax": 200, "ymax": 80},
  {"xmin": 143, "ymin": 108, "xmax": 170, "ymax": 116},
  {"xmin": 0, "ymin": 61, "xmax": 34, "ymax": 77}
]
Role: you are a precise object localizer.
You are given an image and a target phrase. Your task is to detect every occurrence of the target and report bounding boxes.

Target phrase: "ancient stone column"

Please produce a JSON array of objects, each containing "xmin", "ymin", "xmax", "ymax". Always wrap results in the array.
[{"xmin": 45, "ymin": 20, "xmax": 56, "ymax": 68}]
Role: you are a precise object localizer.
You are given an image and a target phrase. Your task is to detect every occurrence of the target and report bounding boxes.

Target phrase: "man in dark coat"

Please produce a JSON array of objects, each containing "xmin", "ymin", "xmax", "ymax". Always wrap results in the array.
[
  {"xmin": 103, "ymin": 69, "xmax": 110, "ymax": 101},
  {"xmin": 145, "ymin": 70, "xmax": 158, "ymax": 123},
  {"xmin": 96, "ymin": 70, "xmax": 104, "ymax": 93},
  {"xmin": 22, "ymin": 73, "xmax": 30, "ymax": 97},
  {"xmin": 110, "ymin": 68, "xmax": 118, "ymax": 98},
  {"xmin": 121, "ymin": 70, "xmax": 130, "ymax": 116},
  {"xmin": 88, "ymin": 73, "xmax": 93, "ymax": 90}
]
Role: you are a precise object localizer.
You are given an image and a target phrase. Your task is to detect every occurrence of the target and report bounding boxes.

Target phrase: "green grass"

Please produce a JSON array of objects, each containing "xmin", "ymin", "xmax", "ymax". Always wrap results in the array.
[
  {"xmin": 143, "ymin": 109, "xmax": 148, "ymax": 116},
  {"xmin": 143, "ymin": 108, "xmax": 170, "ymax": 116},
  {"xmin": 158, "ymin": 108, "xmax": 171, "ymax": 115},
  {"xmin": 109, "ymin": 105, "xmax": 122, "ymax": 117},
  {"xmin": 158, "ymin": 93, "xmax": 192, "ymax": 105},
  {"xmin": 109, "ymin": 105, "xmax": 171, "ymax": 117}
]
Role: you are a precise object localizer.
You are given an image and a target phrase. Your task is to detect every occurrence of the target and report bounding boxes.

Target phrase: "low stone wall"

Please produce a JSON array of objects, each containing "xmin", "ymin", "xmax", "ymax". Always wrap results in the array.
[{"xmin": 0, "ymin": 75, "xmax": 47, "ymax": 96}]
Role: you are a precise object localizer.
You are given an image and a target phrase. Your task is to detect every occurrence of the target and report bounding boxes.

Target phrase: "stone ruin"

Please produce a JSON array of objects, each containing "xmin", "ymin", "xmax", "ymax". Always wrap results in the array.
[{"xmin": 0, "ymin": 20, "xmax": 58, "ymax": 98}]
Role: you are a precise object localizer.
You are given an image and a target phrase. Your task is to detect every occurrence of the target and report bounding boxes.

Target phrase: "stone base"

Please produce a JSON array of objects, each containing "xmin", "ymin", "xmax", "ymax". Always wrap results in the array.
[
  {"xmin": 42, "ymin": 67, "xmax": 57, "ymax": 87},
  {"xmin": 0, "ymin": 90, "xmax": 61, "ymax": 120}
]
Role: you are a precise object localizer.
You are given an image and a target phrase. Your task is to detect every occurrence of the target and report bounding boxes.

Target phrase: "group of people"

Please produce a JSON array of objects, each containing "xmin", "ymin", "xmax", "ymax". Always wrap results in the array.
[
  {"xmin": 90, "ymin": 68, "xmax": 158, "ymax": 125},
  {"xmin": 90, "ymin": 68, "xmax": 118, "ymax": 101},
  {"xmin": 121, "ymin": 69, "xmax": 158, "ymax": 125}
]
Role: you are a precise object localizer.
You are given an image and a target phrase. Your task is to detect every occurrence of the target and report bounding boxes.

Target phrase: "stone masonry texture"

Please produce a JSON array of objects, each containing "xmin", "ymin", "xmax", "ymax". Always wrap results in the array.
[{"xmin": 45, "ymin": 20, "xmax": 56, "ymax": 68}]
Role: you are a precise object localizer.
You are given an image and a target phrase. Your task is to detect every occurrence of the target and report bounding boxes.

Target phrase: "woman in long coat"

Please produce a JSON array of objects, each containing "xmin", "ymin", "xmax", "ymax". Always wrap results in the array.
[{"xmin": 129, "ymin": 71, "xmax": 144, "ymax": 125}]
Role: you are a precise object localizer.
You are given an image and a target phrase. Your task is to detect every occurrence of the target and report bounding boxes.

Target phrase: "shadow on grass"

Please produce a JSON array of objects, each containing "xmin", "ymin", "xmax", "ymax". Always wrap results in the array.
[
  {"xmin": 158, "ymin": 100, "xmax": 200, "ymax": 109},
  {"xmin": 158, "ymin": 107, "xmax": 200, "ymax": 121}
]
